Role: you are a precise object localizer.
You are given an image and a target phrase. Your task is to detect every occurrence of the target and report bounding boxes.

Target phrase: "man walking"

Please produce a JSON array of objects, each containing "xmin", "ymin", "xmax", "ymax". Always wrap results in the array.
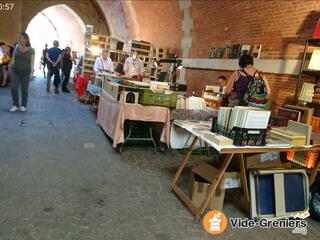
[{"xmin": 46, "ymin": 40, "xmax": 62, "ymax": 93}]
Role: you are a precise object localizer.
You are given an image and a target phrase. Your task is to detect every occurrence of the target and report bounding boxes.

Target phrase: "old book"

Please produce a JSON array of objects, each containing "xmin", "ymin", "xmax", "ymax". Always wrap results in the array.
[
  {"xmin": 299, "ymin": 82, "xmax": 315, "ymax": 103},
  {"xmin": 287, "ymin": 120, "xmax": 312, "ymax": 146},
  {"xmin": 284, "ymin": 105, "xmax": 314, "ymax": 125},
  {"xmin": 229, "ymin": 44, "xmax": 242, "ymax": 59},
  {"xmin": 251, "ymin": 45, "xmax": 262, "ymax": 58},
  {"xmin": 278, "ymin": 107, "xmax": 301, "ymax": 123},
  {"xmin": 240, "ymin": 45, "xmax": 251, "ymax": 56},
  {"xmin": 203, "ymin": 133, "xmax": 233, "ymax": 146},
  {"xmin": 214, "ymin": 47, "xmax": 225, "ymax": 59},
  {"xmin": 223, "ymin": 46, "xmax": 231, "ymax": 59},
  {"xmin": 209, "ymin": 48, "xmax": 216, "ymax": 59},
  {"xmin": 270, "ymin": 128, "xmax": 306, "ymax": 147}
]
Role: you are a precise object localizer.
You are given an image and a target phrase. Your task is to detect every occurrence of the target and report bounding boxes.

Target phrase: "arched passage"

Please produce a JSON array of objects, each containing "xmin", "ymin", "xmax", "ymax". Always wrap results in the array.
[{"xmin": 26, "ymin": 4, "xmax": 86, "ymax": 74}]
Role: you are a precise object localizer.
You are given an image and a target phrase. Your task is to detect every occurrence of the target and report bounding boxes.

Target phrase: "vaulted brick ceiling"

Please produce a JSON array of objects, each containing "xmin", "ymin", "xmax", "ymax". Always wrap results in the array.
[{"xmin": 95, "ymin": 0, "xmax": 183, "ymax": 50}]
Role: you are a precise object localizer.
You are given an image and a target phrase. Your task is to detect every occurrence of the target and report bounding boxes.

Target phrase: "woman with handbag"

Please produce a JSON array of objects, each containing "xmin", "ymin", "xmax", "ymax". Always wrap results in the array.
[{"xmin": 224, "ymin": 54, "xmax": 271, "ymax": 108}]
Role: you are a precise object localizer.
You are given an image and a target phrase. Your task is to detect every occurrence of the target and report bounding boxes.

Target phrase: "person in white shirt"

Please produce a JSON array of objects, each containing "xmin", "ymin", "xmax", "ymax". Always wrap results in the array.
[
  {"xmin": 93, "ymin": 49, "xmax": 114, "ymax": 75},
  {"xmin": 123, "ymin": 51, "xmax": 144, "ymax": 81}
]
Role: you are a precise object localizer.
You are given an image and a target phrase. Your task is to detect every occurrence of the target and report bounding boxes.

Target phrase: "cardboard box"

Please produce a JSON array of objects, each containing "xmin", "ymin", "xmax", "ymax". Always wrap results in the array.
[
  {"xmin": 105, "ymin": 81, "xmax": 122, "ymax": 101},
  {"xmin": 246, "ymin": 153, "xmax": 291, "ymax": 169},
  {"xmin": 189, "ymin": 172, "xmax": 225, "ymax": 211},
  {"xmin": 192, "ymin": 159, "xmax": 241, "ymax": 189}
]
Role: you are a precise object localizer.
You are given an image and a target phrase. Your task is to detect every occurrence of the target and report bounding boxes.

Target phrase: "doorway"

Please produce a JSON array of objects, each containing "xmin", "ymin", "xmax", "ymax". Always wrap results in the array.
[{"xmin": 26, "ymin": 4, "xmax": 85, "ymax": 76}]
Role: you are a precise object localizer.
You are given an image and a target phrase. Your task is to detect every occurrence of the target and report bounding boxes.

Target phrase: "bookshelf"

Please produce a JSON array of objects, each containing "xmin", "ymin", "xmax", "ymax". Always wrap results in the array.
[
  {"xmin": 109, "ymin": 49, "xmax": 129, "ymax": 66},
  {"xmin": 182, "ymin": 58, "xmax": 301, "ymax": 75},
  {"xmin": 82, "ymin": 32, "xmax": 110, "ymax": 76},
  {"xmin": 131, "ymin": 40, "xmax": 152, "ymax": 74},
  {"xmin": 295, "ymin": 39, "xmax": 320, "ymax": 103}
]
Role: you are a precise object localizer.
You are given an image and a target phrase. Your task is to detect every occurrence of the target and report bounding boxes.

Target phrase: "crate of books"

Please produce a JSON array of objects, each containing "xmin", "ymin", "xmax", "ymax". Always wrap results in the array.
[
  {"xmin": 139, "ymin": 89, "xmax": 178, "ymax": 108},
  {"xmin": 229, "ymin": 127, "xmax": 267, "ymax": 146},
  {"xmin": 215, "ymin": 106, "xmax": 271, "ymax": 146}
]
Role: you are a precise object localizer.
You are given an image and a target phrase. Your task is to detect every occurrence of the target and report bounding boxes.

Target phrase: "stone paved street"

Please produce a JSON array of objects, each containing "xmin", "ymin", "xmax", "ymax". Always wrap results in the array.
[{"xmin": 0, "ymin": 77, "xmax": 319, "ymax": 240}]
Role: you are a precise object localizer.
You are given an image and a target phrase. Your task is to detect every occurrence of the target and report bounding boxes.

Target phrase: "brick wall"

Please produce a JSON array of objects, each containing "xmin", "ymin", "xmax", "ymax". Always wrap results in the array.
[{"xmin": 186, "ymin": 0, "xmax": 320, "ymax": 112}]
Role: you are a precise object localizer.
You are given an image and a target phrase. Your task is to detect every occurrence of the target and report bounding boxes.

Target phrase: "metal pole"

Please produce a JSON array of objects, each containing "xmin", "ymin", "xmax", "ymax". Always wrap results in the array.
[{"xmin": 294, "ymin": 40, "xmax": 309, "ymax": 104}]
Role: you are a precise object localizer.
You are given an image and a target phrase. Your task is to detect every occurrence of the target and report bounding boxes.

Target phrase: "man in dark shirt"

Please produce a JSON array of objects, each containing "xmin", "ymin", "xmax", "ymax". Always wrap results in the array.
[
  {"xmin": 61, "ymin": 47, "xmax": 73, "ymax": 93},
  {"xmin": 46, "ymin": 40, "xmax": 62, "ymax": 93},
  {"xmin": 41, "ymin": 44, "xmax": 48, "ymax": 78}
]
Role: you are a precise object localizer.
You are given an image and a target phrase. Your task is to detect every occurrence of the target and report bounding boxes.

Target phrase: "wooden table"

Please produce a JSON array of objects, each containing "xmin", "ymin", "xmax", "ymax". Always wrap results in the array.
[{"xmin": 170, "ymin": 120, "xmax": 320, "ymax": 222}]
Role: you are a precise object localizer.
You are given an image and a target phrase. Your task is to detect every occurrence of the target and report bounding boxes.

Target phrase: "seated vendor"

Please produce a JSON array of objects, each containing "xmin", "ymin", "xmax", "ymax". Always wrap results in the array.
[
  {"xmin": 93, "ymin": 49, "xmax": 114, "ymax": 76},
  {"xmin": 114, "ymin": 55, "xmax": 126, "ymax": 77},
  {"xmin": 123, "ymin": 51, "xmax": 144, "ymax": 81},
  {"xmin": 216, "ymin": 75, "xmax": 228, "ymax": 106},
  {"xmin": 216, "ymin": 75, "xmax": 228, "ymax": 92}
]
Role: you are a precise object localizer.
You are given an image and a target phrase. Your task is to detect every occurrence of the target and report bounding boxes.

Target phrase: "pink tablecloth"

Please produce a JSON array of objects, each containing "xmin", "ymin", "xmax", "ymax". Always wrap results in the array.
[{"xmin": 97, "ymin": 90, "xmax": 171, "ymax": 148}]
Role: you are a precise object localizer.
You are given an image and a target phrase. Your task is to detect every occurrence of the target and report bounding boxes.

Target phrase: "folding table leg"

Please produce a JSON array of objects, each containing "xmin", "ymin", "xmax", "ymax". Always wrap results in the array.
[
  {"xmin": 171, "ymin": 136, "xmax": 198, "ymax": 188},
  {"xmin": 195, "ymin": 153, "xmax": 234, "ymax": 221},
  {"xmin": 239, "ymin": 153, "xmax": 249, "ymax": 211},
  {"xmin": 148, "ymin": 126, "xmax": 157, "ymax": 154},
  {"xmin": 119, "ymin": 121, "xmax": 133, "ymax": 154}
]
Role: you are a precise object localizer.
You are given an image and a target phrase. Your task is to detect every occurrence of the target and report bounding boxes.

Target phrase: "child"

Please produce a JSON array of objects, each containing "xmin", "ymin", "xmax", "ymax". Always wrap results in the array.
[{"xmin": 217, "ymin": 75, "xmax": 227, "ymax": 89}]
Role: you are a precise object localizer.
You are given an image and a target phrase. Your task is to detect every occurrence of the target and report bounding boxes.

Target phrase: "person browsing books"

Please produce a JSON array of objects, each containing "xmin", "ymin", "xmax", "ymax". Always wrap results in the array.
[{"xmin": 224, "ymin": 54, "xmax": 271, "ymax": 107}]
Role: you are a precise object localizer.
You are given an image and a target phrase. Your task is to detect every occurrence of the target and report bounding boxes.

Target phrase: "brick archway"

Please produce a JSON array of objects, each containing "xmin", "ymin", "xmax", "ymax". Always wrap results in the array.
[{"xmin": 22, "ymin": 1, "xmax": 110, "ymax": 35}]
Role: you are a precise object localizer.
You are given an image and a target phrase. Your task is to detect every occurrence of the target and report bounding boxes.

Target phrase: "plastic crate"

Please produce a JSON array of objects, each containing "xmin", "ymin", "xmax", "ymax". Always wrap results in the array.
[
  {"xmin": 139, "ymin": 90, "xmax": 178, "ymax": 108},
  {"xmin": 229, "ymin": 127, "xmax": 267, "ymax": 146},
  {"xmin": 213, "ymin": 123, "xmax": 267, "ymax": 147}
]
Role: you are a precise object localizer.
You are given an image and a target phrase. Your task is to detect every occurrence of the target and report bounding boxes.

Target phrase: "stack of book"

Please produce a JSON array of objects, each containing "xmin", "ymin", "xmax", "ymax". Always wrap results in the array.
[
  {"xmin": 282, "ymin": 104, "xmax": 314, "ymax": 125},
  {"xmin": 209, "ymin": 44, "xmax": 262, "ymax": 59},
  {"xmin": 287, "ymin": 150, "xmax": 319, "ymax": 168},
  {"xmin": 217, "ymin": 106, "xmax": 271, "ymax": 131},
  {"xmin": 270, "ymin": 120, "xmax": 312, "ymax": 147}
]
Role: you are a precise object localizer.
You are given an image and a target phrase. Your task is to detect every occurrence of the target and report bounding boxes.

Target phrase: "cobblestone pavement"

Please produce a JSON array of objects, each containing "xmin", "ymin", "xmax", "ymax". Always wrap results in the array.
[{"xmin": 0, "ymin": 77, "xmax": 319, "ymax": 240}]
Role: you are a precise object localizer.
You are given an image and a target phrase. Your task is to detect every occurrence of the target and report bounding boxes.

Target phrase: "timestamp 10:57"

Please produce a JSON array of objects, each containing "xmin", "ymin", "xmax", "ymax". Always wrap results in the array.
[{"xmin": 0, "ymin": 3, "xmax": 14, "ymax": 11}]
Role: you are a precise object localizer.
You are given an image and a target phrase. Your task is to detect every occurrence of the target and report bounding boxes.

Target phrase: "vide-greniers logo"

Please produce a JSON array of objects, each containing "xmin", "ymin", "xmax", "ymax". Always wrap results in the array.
[
  {"xmin": 203, "ymin": 210, "xmax": 308, "ymax": 235},
  {"xmin": 203, "ymin": 210, "xmax": 228, "ymax": 235}
]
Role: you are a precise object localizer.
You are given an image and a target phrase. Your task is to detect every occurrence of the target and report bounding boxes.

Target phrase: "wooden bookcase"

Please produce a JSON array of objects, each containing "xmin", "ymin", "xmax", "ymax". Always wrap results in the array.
[
  {"xmin": 295, "ymin": 39, "xmax": 320, "ymax": 103},
  {"xmin": 131, "ymin": 40, "xmax": 152, "ymax": 75},
  {"xmin": 82, "ymin": 32, "xmax": 110, "ymax": 76},
  {"xmin": 109, "ymin": 49, "xmax": 129, "ymax": 66},
  {"xmin": 295, "ymin": 39, "xmax": 320, "ymax": 117}
]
